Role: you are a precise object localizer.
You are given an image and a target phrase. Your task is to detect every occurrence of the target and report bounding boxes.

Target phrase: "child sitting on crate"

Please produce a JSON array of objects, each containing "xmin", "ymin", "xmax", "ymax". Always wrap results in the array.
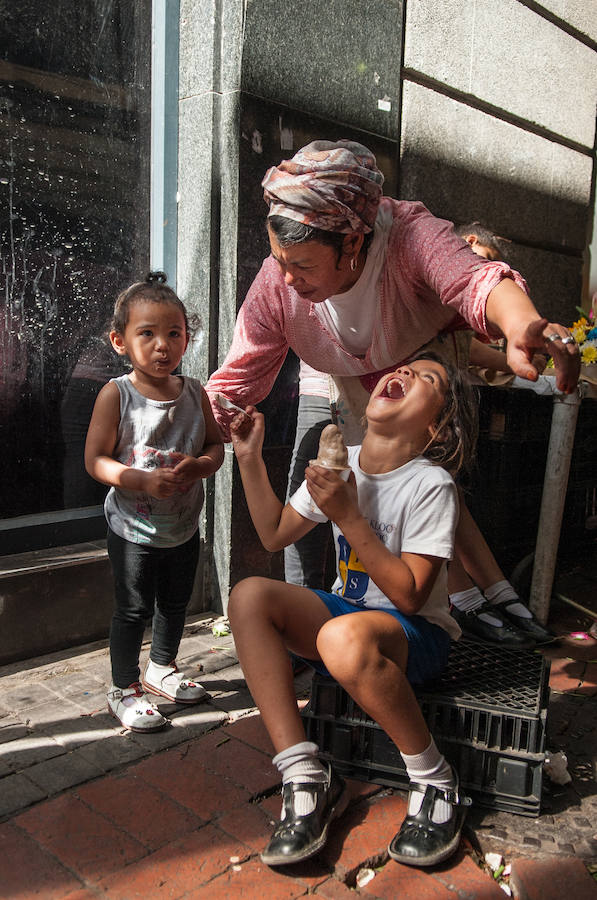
[{"xmin": 228, "ymin": 352, "xmax": 477, "ymax": 869}]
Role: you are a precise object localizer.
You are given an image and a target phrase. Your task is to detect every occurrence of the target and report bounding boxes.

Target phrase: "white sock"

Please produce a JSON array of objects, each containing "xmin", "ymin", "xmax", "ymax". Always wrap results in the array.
[
  {"xmin": 147, "ymin": 660, "xmax": 174, "ymax": 674},
  {"xmin": 402, "ymin": 738, "xmax": 456, "ymax": 825},
  {"xmin": 485, "ymin": 580, "xmax": 532, "ymax": 619},
  {"xmin": 273, "ymin": 742, "xmax": 327, "ymax": 818},
  {"xmin": 449, "ymin": 586, "xmax": 485, "ymax": 613}
]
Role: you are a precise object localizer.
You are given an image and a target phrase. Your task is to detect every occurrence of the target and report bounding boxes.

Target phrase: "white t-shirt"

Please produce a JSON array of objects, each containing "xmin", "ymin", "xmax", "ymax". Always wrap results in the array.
[
  {"xmin": 299, "ymin": 204, "xmax": 394, "ymax": 397},
  {"xmin": 290, "ymin": 447, "xmax": 461, "ymax": 640}
]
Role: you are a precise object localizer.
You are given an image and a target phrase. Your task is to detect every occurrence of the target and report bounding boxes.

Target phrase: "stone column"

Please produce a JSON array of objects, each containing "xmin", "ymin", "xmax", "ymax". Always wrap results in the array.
[{"xmin": 177, "ymin": 0, "xmax": 244, "ymax": 612}]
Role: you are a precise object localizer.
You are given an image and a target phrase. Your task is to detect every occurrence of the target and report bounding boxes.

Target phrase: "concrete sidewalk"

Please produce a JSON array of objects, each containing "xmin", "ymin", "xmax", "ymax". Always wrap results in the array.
[{"xmin": 1, "ymin": 608, "xmax": 597, "ymax": 899}]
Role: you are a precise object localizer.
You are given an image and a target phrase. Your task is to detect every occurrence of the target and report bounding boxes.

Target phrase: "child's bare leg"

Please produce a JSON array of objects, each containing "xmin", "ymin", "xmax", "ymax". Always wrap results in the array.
[
  {"xmin": 317, "ymin": 610, "xmax": 429, "ymax": 753},
  {"xmin": 454, "ymin": 499, "xmax": 502, "ymax": 588},
  {"xmin": 317, "ymin": 611, "xmax": 469, "ymax": 867},
  {"xmin": 228, "ymin": 576, "xmax": 331, "ymax": 750},
  {"xmin": 228, "ymin": 576, "xmax": 349, "ymax": 866}
]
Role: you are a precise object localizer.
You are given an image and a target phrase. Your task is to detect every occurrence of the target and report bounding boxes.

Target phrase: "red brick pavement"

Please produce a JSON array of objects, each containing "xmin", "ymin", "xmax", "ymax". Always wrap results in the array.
[{"xmin": 3, "ymin": 638, "xmax": 597, "ymax": 898}]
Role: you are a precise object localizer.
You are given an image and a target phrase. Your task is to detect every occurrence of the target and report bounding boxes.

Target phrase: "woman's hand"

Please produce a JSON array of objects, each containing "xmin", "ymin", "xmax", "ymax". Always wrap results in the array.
[
  {"xmin": 230, "ymin": 406, "xmax": 265, "ymax": 462},
  {"xmin": 506, "ymin": 318, "xmax": 580, "ymax": 394},
  {"xmin": 305, "ymin": 465, "xmax": 360, "ymax": 527},
  {"xmin": 485, "ymin": 280, "xmax": 580, "ymax": 394}
]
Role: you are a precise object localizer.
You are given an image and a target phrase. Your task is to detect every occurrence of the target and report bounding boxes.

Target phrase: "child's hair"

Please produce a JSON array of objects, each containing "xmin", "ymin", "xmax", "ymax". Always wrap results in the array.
[
  {"xmin": 455, "ymin": 222, "xmax": 505, "ymax": 259},
  {"xmin": 111, "ymin": 272, "xmax": 200, "ymax": 337},
  {"xmin": 413, "ymin": 351, "xmax": 479, "ymax": 478}
]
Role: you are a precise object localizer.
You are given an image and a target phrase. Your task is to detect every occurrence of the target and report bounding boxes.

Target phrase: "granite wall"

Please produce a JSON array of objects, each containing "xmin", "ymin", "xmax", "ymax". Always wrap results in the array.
[{"xmin": 177, "ymin": 1, "xmax": 597, "ymax": 610}]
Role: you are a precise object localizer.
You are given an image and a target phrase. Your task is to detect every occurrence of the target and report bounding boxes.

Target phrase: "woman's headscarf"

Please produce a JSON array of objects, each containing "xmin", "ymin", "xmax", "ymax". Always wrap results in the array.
[{"xmin": 262, "ymin": 139, "xmax": 384, "ymax": 234}]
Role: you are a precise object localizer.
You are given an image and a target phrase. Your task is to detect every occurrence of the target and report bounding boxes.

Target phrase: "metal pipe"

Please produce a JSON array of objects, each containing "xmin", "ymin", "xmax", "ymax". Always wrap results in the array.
[{"xmin": 529, "ymin": 386, "xmax": 583, "ymax": 623}]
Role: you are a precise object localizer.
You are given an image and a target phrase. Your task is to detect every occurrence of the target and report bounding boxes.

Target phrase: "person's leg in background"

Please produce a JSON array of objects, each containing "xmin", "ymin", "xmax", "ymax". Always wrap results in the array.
[
  {"xmin": 450, "ymin": 500, "xmax": 554, "ymax": 645},
  {"xmin": 284, "ymin": 393, "xmax": 334, "ymax": 589}
]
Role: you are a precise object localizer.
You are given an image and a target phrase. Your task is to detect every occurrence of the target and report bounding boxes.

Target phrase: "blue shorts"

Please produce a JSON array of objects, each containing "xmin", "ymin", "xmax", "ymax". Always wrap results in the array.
[{"xmin": 305, "ymin": 590, "xmax": 451, "ymax": 686}]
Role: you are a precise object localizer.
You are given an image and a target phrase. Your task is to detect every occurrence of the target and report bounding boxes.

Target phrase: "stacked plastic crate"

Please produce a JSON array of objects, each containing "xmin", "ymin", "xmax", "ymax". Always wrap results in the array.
[{"xmin": 301, "ymin": 640, "xmax": 550, "ymax": 816}]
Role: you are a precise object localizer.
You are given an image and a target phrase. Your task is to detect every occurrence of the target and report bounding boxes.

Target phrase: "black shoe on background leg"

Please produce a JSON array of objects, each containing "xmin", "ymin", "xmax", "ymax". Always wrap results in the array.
[
  {"xmin": 451, "ymin": 602, "xmax": 534, "ymax": 649},
  {"xmin": 491, "ymin": 599, "xmax": 557, "ymax": 645}
]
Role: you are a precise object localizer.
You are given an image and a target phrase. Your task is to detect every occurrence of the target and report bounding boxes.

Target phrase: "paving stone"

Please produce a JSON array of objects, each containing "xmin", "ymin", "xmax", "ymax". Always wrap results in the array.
[
  {"xmin": 125, "ymin": 719, "xmax": 202, "ymax": 753},
  {"xmin": 217, "ymin": 799, "xmax": 279, "ymax": 854},
  {"xmin": 2, "ymin": 732, "xmax": 67, "ymax": 771},
  {"xmin": 167, "ymin": 702, "xmax": 228, "ymax": 737},
  {"xmin": 0, "ymin": 716, "xmax": 29, "ymax": 744},
  {"xmin": 132, "ymin": 742, "xmax": 253, "ymax": 818},
  {"xmin": 0, "ymin": 772, "xmax": 48, "ymax": 817},
  {"xmin": 209, "ymin": 687, "xmax": 259, "ymax": 718},
  {"xmin": 321, "ymin": 789, "xmax": 408, "ymax": 879},
  {"xmin": 193, "ymin": 728, "xmax": 280, "ymax": 795},
  {"xmin": 180, "ymin": 855, "xmax": 315, "ymax": 900},
  {"xmin": 16, "ymin": 698, "xmax": 87, "ymax": 731},
  {"xmin": 221, "ymin": 711, "xmax": 275, "ymax": 755},
  {"xmin": 200, "ymin": 650, "xmax": 240, "ymax": 675},
  {"xmin": 1, "ymin": 682, "xmax": 60, "ymax": 712},
  {"xmin": 60, "ymin": 889, "xmax": 98, "ymax": 900},
  {"xmin": 76, "ymin": 732, "xmax": 151, "ymax": 771},
  {"xmin": 96, "ymin": 823, "xmax": 249, "ymax": 897},
  {"xmin": 24, "ymin": 747, "xmax": 105, "ymax": 795},
  {"xmin": 360, "ymin": 861, "xmax": 453, "ymax": 899},
  {"xmin": 510, "ymin": 856, "xmax": 597, "ymax": 900},
  {"xmin": 76, "ymin": 773, "xmax": 203, "ymax": 851},
  {"xmin": 0, "ymin": 821, "xmax": 84, "ymax": 898},
  {"xmin": 42, "ymin": 669, "xmax": 107, "ymax": 700},
  {"xmin": 15, "ymin": 793, "xmax": 148, "ymax": 882},
  {"xmin": 38, "ymin": 713, "xmax": 119, "ymax": 751},
  {"xmin": 314, "ymin": 877, "xmax": 360, "ymax": 898},
  {"xmin": 430, "ymin": 848, "xmax": 506, "ymax": 898}
]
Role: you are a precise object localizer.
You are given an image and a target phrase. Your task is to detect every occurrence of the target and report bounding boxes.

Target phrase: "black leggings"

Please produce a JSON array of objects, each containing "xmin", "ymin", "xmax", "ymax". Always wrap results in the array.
[{"xmin": 107, "ymin": 528, "xmax": 200, "ymax": 687}]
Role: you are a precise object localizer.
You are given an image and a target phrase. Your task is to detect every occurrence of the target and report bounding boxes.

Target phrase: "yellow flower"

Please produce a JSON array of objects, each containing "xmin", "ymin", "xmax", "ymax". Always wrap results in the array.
[
  {"xmin": 581, "ymin": 345, "xmax": 597, "ymax": 364},
  {"xmin": 573, "ymin": 317, "xmax": 588, "ymax": 330},
  {"xmin": 571, "ymin": 326, "xmax": 586, "ymax": 343}
]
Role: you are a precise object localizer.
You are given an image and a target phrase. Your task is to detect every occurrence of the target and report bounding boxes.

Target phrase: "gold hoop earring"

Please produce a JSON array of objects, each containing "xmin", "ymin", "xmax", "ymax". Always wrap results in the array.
[{"xmin": 350, "ymin": 256, "xmax": 358, "ymax": 272}]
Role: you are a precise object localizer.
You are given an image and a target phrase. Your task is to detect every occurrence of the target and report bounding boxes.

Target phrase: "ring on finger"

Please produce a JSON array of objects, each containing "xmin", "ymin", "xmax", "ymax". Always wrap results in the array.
[
  {"xmin": 561, "ymin": 335, "xmax": 575, "ymax": 345},
  {"xmin": 545, "ymin": 333, "xmax": 562, "ymax": 343}
]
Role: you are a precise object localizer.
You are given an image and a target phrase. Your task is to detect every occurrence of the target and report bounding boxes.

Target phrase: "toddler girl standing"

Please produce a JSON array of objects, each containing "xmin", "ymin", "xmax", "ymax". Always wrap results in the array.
[{"xmin": 85, "ymin": 272, "xmax": 224, "ymax": 732}]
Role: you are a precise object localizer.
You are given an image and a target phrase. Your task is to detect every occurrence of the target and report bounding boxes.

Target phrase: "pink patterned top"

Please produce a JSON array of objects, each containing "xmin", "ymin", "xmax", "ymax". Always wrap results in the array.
[{"xmin": 206, "ymin": 199, "xmax": 526, "ymax": 437}]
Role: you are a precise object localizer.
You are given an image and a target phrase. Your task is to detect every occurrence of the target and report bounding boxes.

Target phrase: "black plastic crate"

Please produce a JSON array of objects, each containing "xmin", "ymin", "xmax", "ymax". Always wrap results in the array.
[{"xmin": 301, "ymin": 641, "xmax": 550, "ymax": 817}]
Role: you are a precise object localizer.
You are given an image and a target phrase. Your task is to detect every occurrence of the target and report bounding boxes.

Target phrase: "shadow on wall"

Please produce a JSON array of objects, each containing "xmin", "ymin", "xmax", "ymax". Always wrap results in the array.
[{"xmin": 399, "ymin": 150, "xmax": 586, "ymax": 325}]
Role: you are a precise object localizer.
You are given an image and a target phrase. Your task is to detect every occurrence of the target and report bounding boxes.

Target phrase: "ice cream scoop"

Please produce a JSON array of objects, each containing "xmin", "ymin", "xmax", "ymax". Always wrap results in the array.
[
  {"xmin": 311, "ymin": 424, "xmax": 349, "ymax": 469},
  {"xmin": 214, "ymin": 392, "xmax": 251, "ymax": 418}
]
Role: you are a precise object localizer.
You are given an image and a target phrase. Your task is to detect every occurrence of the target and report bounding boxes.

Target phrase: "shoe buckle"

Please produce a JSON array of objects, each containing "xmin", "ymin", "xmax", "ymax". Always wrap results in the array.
[
  {"xmin": 443, "ymin": 788, "xmax": 472, "ymax": 807},
  {"xmin": 109, "ymin": 688, "xmax": 123, "ymax": 700}
]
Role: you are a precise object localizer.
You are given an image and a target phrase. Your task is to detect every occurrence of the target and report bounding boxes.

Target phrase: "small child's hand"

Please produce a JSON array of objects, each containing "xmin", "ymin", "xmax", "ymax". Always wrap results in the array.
[
  {"xmin": 144, "ymin": 466, "xmax": 183, "ymax": 499},
  {"xmin": 306, "ymin": 466, "xmax": 359, "ymax": 526},
  {"xmin": 171, "ymin": 454, "xmax": 207, "ymax": 491},
  {"xmin": 230, "ymin": 406, "xmax": 264, "ymax": 462}
]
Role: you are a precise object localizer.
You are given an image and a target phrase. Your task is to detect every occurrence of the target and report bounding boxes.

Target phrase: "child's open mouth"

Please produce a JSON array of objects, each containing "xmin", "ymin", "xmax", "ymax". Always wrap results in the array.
[{"xmin": 380, "ymin": 376, "xmax": 407, "ymax": 399}]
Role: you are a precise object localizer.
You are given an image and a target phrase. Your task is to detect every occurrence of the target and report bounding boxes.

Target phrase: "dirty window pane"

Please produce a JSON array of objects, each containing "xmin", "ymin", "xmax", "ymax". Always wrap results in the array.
[{"xmin": 0, "ymin": 1, "xmax": 151, "ymax": 523}]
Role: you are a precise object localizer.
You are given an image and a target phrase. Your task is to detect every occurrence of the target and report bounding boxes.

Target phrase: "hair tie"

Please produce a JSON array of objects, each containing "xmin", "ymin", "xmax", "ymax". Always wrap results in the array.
[{"xmin": 146, "ymin": 271, "xmax": 168, "ymax": 284}]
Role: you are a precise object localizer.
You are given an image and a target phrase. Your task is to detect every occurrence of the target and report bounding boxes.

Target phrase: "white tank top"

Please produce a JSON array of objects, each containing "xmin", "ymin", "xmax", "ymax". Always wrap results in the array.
[{"xmin": 104, "ymin": 374, "xmax": 206, "ymax": 547}]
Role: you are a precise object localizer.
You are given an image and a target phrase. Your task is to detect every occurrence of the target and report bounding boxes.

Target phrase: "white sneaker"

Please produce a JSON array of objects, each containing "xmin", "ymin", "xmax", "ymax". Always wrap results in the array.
[
  {"xmin": 142, "ymin": 660, "xmax": 207, "ymax": 705},
  {"xmin": 107, "ymin": 682, "xmax": 168, "ymax": 732}
]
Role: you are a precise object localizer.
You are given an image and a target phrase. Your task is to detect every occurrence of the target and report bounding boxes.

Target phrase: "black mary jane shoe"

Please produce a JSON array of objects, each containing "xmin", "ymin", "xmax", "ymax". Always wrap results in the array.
[
  {"xmin": 260, "ymin": 766, "xmax": 348, "ymax": 866},
  {"xmin": 388, "ymin": 780, "xmax": 472, "ymax": 867},
  {"xmin": 492, "ymin": 599, "xmax": 557, "ymax": 646},
  {"xmin": 451, "ymin": 602, "xmax": 534, "ymax": 649}
]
